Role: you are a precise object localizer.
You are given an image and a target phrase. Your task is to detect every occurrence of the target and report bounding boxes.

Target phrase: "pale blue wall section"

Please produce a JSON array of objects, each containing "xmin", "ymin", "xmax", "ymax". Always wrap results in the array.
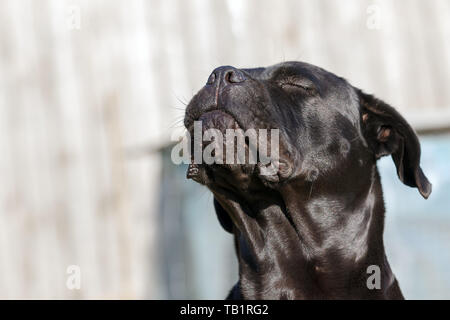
[
  {"xmin": 158, "ymin": 151, "xmax": 237, "ymax": 299},
  {"xmin": 381, "ymin": 134, "xmax": 450, "ymax": 299}
]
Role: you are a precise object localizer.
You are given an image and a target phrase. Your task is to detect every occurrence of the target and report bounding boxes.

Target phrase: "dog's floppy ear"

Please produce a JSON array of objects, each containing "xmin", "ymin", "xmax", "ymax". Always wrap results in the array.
[
  {"xmin": 214, "ymin": 197, "xmax": 234, "ymax": 233},
  {"xmin": 358, "ymin": 89, "xmax": 431, "ymax": 199}
]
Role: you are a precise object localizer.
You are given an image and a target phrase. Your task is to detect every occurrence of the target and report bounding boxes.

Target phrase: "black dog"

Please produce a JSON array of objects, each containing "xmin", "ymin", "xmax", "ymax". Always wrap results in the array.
[{"xmin": 184, "ymin": 61, "xmax": 431, "ymax": 299}]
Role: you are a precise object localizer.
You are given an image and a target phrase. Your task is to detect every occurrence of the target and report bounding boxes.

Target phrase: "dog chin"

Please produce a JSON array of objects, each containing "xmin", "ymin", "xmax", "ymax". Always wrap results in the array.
[{"xmin": 185, "ymin": 109, "xmax": 293, "ymax": 186}]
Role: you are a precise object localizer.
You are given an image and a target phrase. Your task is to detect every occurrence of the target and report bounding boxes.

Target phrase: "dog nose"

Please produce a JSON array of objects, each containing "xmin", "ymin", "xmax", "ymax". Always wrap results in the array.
[{"xmin": 207, "ymin": 66, "xmax": 246, "ymax": 85}]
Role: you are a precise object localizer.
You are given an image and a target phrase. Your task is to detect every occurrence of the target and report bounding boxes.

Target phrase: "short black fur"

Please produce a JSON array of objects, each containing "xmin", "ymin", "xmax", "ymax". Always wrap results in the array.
[{"xmin": 185, "ymin": 61, "xmax": 431, "ymax": 299}]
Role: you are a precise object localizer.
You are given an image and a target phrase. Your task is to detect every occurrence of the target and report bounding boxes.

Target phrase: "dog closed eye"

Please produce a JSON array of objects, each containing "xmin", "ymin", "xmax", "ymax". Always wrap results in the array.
[{"xmin": 277, "ymin": 77, "xmax": 317, "ymax": 95}]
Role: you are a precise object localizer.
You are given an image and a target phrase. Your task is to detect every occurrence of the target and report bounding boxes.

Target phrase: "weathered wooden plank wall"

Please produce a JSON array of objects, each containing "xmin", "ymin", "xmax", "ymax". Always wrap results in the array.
[{"xmin": 0, "ymin": 0, "xmax": 448, "ymax": 298}]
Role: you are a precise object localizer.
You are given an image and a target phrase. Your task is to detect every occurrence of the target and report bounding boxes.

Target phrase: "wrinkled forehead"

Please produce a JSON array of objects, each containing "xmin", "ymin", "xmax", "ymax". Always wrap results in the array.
[{"xmin": 242, "ymin": 61, "xmax": 337, "ymax": 81}]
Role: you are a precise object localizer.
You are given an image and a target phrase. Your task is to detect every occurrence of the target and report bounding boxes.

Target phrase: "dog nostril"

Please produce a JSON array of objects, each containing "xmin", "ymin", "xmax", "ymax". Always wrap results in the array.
[
  {"xmin": 224, "ymin": 71, "xmax": 232, "ymax": 83},
  {"xmin": 206, "ymin": 72, "xmax": 216, "ymax": 85},
  {"xmin": 224, "ymin": 70, "xmax": 245, "ymax": 83}
]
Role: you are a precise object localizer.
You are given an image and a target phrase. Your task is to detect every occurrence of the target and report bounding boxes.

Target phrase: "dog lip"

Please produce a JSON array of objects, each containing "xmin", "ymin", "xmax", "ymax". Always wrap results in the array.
[{"xmin": 186, "ymin": 107, "xmax": 244, "ymax": 132}]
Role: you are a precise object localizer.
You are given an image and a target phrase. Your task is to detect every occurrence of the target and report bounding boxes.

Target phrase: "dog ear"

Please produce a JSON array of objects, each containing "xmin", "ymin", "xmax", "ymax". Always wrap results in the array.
[
  {"xmin": 214, "ymin": 197, "xmax": 234, "ymax": 233},
  {"xmin": 358, "ymin": 90, "xmax": 432, "ymax": 199}
]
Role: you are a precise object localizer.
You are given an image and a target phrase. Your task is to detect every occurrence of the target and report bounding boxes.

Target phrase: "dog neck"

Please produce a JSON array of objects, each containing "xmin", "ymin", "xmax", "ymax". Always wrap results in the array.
[{"xmin": 214, "ymin": 164, "xmax": 403, "ymax": 299}]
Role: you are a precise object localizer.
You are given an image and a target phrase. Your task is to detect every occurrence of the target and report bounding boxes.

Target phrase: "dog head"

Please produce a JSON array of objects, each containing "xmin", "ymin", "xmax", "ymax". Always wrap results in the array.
[{"xmin": 184, "ymin": 61, "xmax": 431, "ymax": 200}]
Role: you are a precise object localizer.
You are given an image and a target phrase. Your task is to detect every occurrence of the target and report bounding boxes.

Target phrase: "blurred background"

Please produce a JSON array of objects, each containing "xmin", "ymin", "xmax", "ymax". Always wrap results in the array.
[{"xmin": 0, "ymin": 0, "xmax": 449, "ymax": 299}]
